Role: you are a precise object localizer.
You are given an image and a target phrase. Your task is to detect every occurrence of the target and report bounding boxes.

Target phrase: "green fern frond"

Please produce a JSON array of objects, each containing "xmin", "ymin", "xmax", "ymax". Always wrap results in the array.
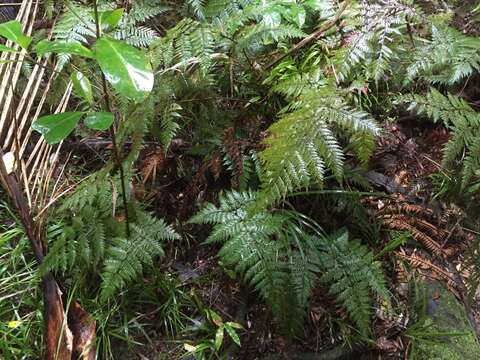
[
  {"xmin": 397, "ymin": 88, "xmax": 480, "ymax": 188},
  {"xmin": 190, "ymin": 191, "xmax": 306, "ymax": 334},
  {"xmin": 113, "ymin": 25, "xmax": 158, "ymax": 47},
  {"xmin": 149, "ymin": 19, "xmax": 214, "ymax": 73},
  {"xmin": 317, "ymin": 230, "xmax": 389, "ymax": 335},
  {"xmin": 128, "ymin": 0, "xmax": 169, "ymax": 23},
  {"xmin": 260, "ymin": 87, "xmax": 379, "ymax": 205},
  {"xmin": 158, "ymin": 102, "xmax": 182, "ymax": 151},
  {"xmin": 235, "ymin": 24, "xmax": 305, "ymax": 54},
  {"xmin": 406, "ymin": 25, "xmax": 480, "ymax": 85},
  {"xmin": 333, "ymin": 0, "xmax": 419, "ymax": 82},
  {"xmin": 186, "ymin": 0, "xmax": 207, "ymax": 21},
  {"xmin": 101, "ymin": 211, "xmax": 179, "ymax": 301}
]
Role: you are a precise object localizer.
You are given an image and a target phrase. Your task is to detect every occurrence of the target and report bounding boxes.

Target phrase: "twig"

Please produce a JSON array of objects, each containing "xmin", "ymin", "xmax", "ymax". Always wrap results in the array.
[{"xmin": 265, "ymin": 0, "xmax": 351, "ymax": 70}]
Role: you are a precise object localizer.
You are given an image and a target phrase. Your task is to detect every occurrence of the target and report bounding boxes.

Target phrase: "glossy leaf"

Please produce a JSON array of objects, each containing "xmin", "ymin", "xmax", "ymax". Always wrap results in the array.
[
  {"xmin": 84, "ymin": 112, "xmax": 114, "ymax": 130},
  {"xmin": 214, "ymin": 326, "xmax": 224, "ymax": 351},
  {"xmin": 32, "ymin": 112, "xmax": 84, "ymax": 144},
  {"xmin": 71, "ymin": 71, "xmax": 93, "ymax": 104},
  {"xmin": 0, "ymin": 20, "xmax": 31, "ymax": 49},
  {"xmin": 36, "ymin": 40, "xmax": 94, "ymax": 58},
  {"xmin": 98, "ymin": 8, "xmax": 125, "ymax": 29},
  {"xmin": 225, "ymin": 323, "xmax": 241, "ymax": 346},
  {"xmin": 94, "ymin": 37, "xmax": 154, "ymax": 103}
]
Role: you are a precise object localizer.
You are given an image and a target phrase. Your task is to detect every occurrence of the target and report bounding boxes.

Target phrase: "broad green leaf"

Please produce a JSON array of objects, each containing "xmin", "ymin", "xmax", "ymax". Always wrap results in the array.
[
  {"xmin": 71, "ymin": 71, "xmax": 93, "ymax": 104},
  {"xmin": 225, "ymin": 324, "xmax": 241, "ymax": 346},
  {"xmin": 84, "ymin": 112, "xmax": 114, "ymax": 130},
  {"xmin": 262, "ymin": 5, "xmax": 282, "ymax": 27},
  {"xmin": 94, "ymin": 37, "xmax": 154, "ymax": 103},
  {"xmin": 214, "ymin": 326, "xmax": 224, "ymax": 351},
  {"xmin": 0, "ymin": 20, "xmax": 31, "ymax": 49},
  {"xmin": 32, "ymin": 112, "xmax": 84, "ymax": 144},
  {"xmin": 280, "ymin": 3, "xmax": 306, "ymax": 27},
  {"xmin": 35, "ymin": 40, "xmax": 93, "ymax": 58},
  {"xmin": 225, "ymin": 321, "xmax": 244, "ymax": 330},
  {"xmin": 98, "ymin": 8, "xmax": 125, "ymax": 29},
  {"xmin": 0, "ymin": 44, "xmax": 16, "ymax": 52}
]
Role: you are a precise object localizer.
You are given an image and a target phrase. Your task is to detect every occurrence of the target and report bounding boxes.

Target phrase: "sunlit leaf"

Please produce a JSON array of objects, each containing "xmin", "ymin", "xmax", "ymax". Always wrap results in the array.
[
  {"xmin": 98, "ymin": 8, "xmax": 125, "ymax": 29},
  {"xmin": 214, "ymin": 326, "xmax": 224, "ymax": 351},
  {"xmin": 36, "ymin": 40, "xmax": 94, "ymax": 58},
  {"xmin": 183, "ymin": 343, "xmax": 196, "ymax": 352},
  {"xmin": 71, "ymin": 71, "xmax": 93, "ymax": 104},
  {"xmin": 0, "ymin": 20, "xmax": 31, "ymax": 49},
  {"xmin": 84, "ymin": 112, "xmax": 114, "ymax": 130},
  {"xmin": 32, "ymin": 112, "xmax": 84, "ymax": 144},
  {"xmin": 225, "ymin": 323, "xmax": 241, "ymax": 346},
  {"xmin": 94, "ymin": 37, "xmax": 154, "ymax": 103}
]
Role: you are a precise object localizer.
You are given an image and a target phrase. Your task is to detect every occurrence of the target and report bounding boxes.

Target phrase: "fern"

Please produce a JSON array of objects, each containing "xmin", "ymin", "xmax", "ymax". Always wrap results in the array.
[
  {"xmin": 186, "ymin": 0, "xmax": 207, "ymax": 20},
  {"xmin": 191, "ymin": 191, "xmax": 389, "ymax": 336},
  {"xmin": 406, "ymin": 24, "xmax": 480, "ymax": 85},
  {"xmin": 332, "ymin": 0, "xmax": 420, "ymax": 83},
  {"xmin": 149, "ymin": 19, "xmax": 215, "ymax": 73},
  {"xmin": 113, "ymin": 26, "xmax": 159, "ymax": 47},
  {"xmin": 42, "ymin": 175, "xmax": 179, "ymax": 301},
  {"xmin": 397, "ymin": 88, "xmax": 480, "ymax": 188},
  {"xmin": 317, "ymin": 230, "xmax": 390, "ymax": 336},
  {"xmin": 127, "ymin": 0, "xmax": 169, "ymax": 23},
  {"xmin": 190, "ymin": 190, "xmax": 306, "ymax": 334},
  {"xmin": 158, "ymin": 102, "xmax": 182, "ymax": 151},
  {"xmin": 101, "ymin": 211, "xmax": 179, "ymax": 301},
  {"xmin": 259, "ymin": 86, "xmax": 379, "ymax": 205}
]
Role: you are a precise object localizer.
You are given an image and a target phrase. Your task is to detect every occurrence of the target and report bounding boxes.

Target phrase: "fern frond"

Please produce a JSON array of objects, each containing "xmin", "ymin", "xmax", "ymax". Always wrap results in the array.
[
  {"xmin": 159, "ymin": 102, "xmax": 182, "ymax": 151},
  {"xmin": 191, "ymin": 191, "xmax": 306, "ymax": 334},
  {"xmin": 406, "ymin": 25, "xmax": 480, "ymax": 85},
  {"xmin": 100, "ymin": 211, "xmax": 179, "ymax": 301},
  {"xmin": 235, "ymin": 24, "xmax": 305, "ymax": 55},
  {"xmin": 186, "ymin": 0, "xmax": 207, "ymax": 21},
  {"xmin": 333, "ymin": 0, "xmax": 419, "ymax": 82},
  {"xmin": 397, "ymin": 88, "xmax": 480, "ymax": 188},
  {"xmin": 113, "ymin": 26, "xmax": 159, "ymax": 47},
  {"xmin": 317, "ymin": 231, "xmax": 389, "ymax": 335},
  {"xmin": 128, "ymin": 0, "xmax": 169, "ymax": 23},
  {"xmin": 260, "ymin": 87, "xmax": 379, "ymax": 205}
]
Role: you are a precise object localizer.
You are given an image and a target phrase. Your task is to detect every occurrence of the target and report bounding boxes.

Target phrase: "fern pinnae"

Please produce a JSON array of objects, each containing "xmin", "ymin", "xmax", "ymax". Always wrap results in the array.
[{"xmin": 100, "ymin": 212, "xmax": 180, "ymax": 301}]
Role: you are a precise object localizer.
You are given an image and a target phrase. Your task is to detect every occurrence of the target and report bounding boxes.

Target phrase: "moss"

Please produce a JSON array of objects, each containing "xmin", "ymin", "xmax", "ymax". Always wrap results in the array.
[{"xmin": 411, "ymin": 282, "xmax": 480, "ymax": 359}]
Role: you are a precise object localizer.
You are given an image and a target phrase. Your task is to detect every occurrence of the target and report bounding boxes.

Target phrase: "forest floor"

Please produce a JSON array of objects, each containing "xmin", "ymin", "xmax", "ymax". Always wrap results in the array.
[{"xmin": 75, "ymin": 117, "xmax": 476, "ymax": 359}]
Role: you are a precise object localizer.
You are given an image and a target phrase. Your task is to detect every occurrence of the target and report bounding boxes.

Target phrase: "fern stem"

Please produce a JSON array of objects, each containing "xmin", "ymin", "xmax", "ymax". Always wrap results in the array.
[{"xmin": 92, "ymin": 0, "xmax": 131, "ymax": 237}]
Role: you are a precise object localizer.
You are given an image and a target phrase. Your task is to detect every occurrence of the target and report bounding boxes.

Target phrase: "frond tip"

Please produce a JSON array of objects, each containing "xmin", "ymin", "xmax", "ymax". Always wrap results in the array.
[{"xmin": 260, "ymin": 87, "xmax": 379, "ymax": 205}]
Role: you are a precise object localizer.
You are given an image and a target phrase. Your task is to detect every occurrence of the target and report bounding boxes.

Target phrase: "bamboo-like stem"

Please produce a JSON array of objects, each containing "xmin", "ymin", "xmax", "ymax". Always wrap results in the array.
[{"xmin": 92, "ymin": 0, "xmax": 131, "ymax": 237}]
